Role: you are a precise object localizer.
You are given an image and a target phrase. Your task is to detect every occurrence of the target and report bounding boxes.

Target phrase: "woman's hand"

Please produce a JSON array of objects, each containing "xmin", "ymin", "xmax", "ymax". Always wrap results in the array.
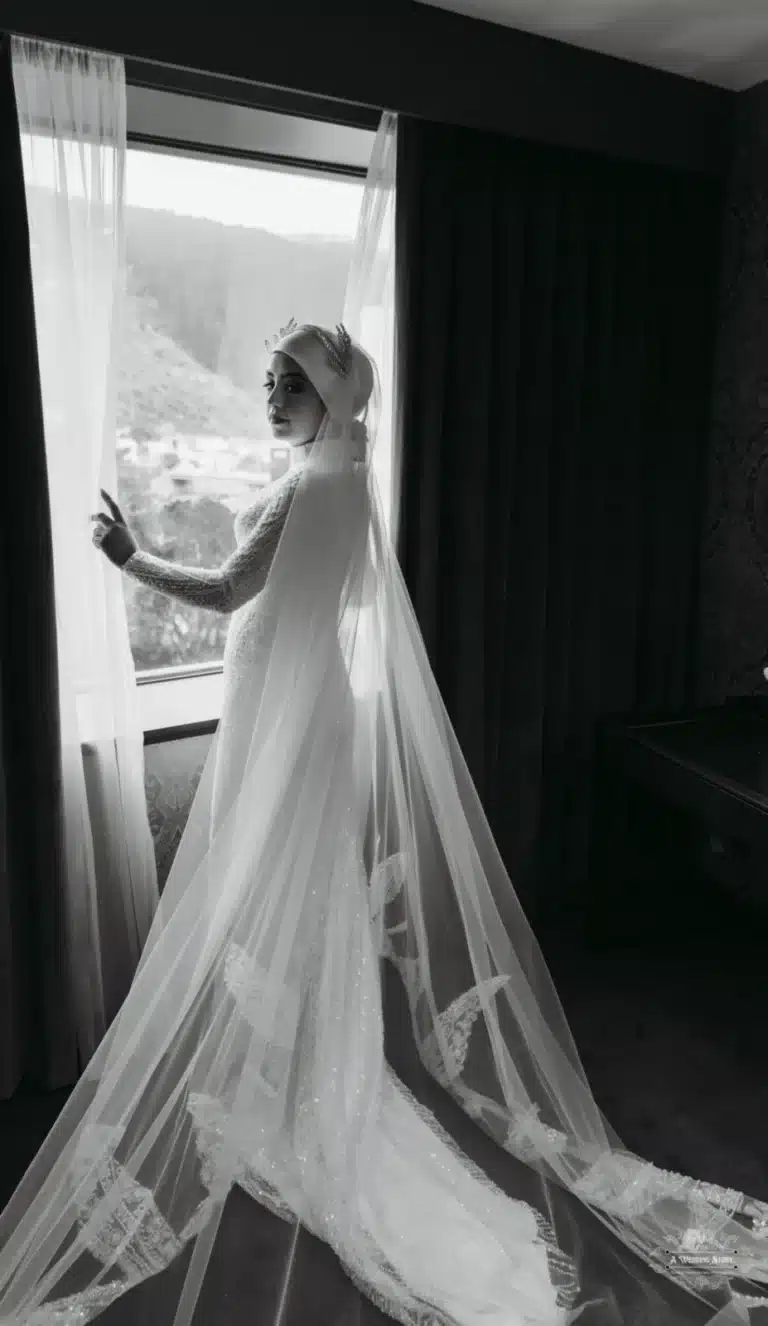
[{"xmin": 90, "ymin": 489, "xmax": 138, "ymax": 568}]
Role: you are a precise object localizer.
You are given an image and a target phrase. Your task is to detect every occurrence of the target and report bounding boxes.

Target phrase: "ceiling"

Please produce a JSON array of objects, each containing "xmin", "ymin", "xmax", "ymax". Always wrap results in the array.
[{"xmin": 414, "ymin": 0, "xmax": 768, "ymax": 91}]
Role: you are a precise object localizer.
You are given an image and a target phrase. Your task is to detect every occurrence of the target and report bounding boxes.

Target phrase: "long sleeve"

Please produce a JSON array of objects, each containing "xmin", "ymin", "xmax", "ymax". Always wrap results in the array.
[{"xmin": 122, "ymin": 471, "xmax": 301, "ymax": 615}]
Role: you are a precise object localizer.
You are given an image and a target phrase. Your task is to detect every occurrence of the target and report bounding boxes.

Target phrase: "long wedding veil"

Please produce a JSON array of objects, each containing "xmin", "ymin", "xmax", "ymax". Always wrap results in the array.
[{"xmin": 0, "ymin": 109, "xmax": 767, "ymax": 1326}]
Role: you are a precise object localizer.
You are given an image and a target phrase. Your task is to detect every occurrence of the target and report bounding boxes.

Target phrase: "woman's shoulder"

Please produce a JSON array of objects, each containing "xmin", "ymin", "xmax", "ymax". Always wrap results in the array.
[
  {"xmin": 233, "ymin": 485, "xmax": 273, "ymax": 539},
  {"xmin": 234, "ymin": 469, "xmax": 302, "ymax": 539}
]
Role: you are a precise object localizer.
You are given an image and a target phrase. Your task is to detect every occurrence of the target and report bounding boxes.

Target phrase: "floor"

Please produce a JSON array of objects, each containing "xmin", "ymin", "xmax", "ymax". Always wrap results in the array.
[
  {"xmin": 542, "ymin": 925, "xmax": 768, "ymax": 1204},
  {"xmin": 1, "ymin": 903, "xmax": 766, "ymax": 1324}
]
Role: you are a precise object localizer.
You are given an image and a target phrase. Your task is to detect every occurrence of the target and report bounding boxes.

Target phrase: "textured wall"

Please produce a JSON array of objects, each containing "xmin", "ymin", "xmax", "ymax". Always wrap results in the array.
[
  {"xmin": 696, "ymin": 94, "xmax": 768, "ymax": 703},
  {"xmin": 143, "ymin": 732, "xmax": 211, "ymax": 891}
]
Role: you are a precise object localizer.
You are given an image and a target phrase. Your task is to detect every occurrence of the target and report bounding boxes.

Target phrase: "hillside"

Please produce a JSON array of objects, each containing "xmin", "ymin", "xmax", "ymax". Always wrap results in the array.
[
  {"xmin": 116, "ymin": 288, "xmax": 267, "ymax": 438},
  {"xmin": 28, "ymin": 186, "xmax": 355, "ymax": 440},
  {"xmin": 120, "ymin": 203, "xmax": 354, "ymax": 438}
]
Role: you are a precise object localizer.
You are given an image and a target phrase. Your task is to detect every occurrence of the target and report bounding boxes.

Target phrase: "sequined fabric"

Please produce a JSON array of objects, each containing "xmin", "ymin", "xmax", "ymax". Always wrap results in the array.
[{"xmin": 122, "ymin": 468, "xmax": 302, "ymax": 615}]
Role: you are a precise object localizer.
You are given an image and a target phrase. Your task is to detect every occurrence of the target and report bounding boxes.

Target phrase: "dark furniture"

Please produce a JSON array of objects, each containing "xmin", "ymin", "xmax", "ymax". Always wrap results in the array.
[{"xmin": 589, "ymin": 698, "xmax": 768, "ymax": 947}]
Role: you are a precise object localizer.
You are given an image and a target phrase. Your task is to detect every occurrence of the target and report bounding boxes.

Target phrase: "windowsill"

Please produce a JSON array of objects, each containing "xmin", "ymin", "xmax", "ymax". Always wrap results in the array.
[{"xmin": 139, "ymin": 668, "xmax": 225, "ymax": 744}]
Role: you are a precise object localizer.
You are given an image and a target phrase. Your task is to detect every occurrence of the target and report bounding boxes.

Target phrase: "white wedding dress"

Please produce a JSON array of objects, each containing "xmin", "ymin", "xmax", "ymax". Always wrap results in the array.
[
  {"xmin": 119, "ymin": 463, "xmax": 579, "ymax": 1326},
  {"xmin": 4, "ymin": 69, "xmax": 766, "ymax": 1323},
  {"xmin": 3, "ymin": 435, "xmax": 766, "ymax": 1326}
]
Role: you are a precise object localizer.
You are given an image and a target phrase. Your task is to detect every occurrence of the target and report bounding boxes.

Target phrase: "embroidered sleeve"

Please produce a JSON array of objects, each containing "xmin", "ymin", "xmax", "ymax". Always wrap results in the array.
[{"xmin": 123, "ymin": 474, "xmax": 300, "ymax": 615}]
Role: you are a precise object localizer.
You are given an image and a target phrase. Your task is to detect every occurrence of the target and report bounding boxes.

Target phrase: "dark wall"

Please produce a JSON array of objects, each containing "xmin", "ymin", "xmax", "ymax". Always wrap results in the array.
[
  {"xmin": 3, "ymin": 1, "xmax": 734, "ymax": 178},
  {"xmin": 696, "ymin": 83, "xmax": 768, "ymax": 701}
]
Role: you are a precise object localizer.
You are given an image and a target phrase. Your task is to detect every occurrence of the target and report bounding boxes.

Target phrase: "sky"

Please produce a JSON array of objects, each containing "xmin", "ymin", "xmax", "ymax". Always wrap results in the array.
[
  {"xmin": 130, "ymin": 146, "xmax": 363, "ymax": 239},
  {"xmin": 21, "ymin": 135, "xmax": 364, "ymax": 239}
]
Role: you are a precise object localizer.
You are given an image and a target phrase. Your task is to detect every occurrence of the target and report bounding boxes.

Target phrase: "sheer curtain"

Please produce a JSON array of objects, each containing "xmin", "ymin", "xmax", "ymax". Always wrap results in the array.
[{"xmin": 11, "ymin": 36, "xmax": 158, "ymax": 1069}]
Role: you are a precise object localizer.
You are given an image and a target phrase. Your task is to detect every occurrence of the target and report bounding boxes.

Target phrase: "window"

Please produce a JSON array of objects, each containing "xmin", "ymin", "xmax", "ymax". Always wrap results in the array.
[{"xmin": 120, "ymin": 87, "xmax": 374, "ymax": 688}]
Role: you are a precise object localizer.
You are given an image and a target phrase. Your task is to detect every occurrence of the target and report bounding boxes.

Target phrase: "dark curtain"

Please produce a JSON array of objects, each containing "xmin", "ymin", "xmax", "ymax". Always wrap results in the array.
[
  {"xmin": 0, "ymin": 34, "xmax": 77, "ymax": 1096},
  {"xmin": 395, "ymin": 115, "xmax": 723, "ymax": 937}
]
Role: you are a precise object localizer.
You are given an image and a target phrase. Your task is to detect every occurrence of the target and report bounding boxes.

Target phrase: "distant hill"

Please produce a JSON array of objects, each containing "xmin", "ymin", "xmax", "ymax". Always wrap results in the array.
[
  {"xmin": 117, "ymin": 287, "xmax": 268, "ymax": 439},
  {"xmin": 28, "ymin": 186, "xmax": 356, "ymax": 440},
  {"xmin": 124, "ymin": 203, "xmax": 355, "ymax": 390}
]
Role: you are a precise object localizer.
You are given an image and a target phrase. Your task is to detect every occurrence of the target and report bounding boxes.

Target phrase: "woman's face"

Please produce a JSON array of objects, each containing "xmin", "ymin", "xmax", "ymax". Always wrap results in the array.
[{"xmin": 264, "ymin": 352, "xmax": 326, "ymax": 447}]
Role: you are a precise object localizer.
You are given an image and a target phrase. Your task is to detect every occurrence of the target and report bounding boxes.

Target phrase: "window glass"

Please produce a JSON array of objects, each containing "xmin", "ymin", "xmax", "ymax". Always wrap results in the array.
[{"xmin": 119, "ymin": 146, "xmax": 363, "ymax": 674}]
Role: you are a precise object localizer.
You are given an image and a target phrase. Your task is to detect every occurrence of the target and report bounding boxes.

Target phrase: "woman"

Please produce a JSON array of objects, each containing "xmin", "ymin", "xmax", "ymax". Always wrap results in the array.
[
  {"xmin": 1, "ymin": 127, "xmax": 766, "ymax": 1321},
  {"xmin": 94, "ymin": 326, "xmax": 371, "ymax": 840},
  {"xmin": 84, "ymin": 322, "xmax": 577, "ymax": 1325},
  {"xmin": 80, "ymin": 320, "xmax": 768, "ymax": 1326}
]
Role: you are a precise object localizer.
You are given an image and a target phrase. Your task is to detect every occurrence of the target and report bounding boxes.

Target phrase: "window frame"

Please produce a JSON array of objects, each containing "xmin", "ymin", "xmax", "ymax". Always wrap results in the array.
[{"xmin": 123, "ymin": 78, "xmax": 375, "ymax": 737}]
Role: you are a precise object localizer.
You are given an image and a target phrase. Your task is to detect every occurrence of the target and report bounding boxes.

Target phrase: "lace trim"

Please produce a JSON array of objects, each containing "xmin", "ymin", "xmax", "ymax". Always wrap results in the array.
[
  {"xmin": 338, "ymin": 1162, "xmax": 575, "ymax": 1326},
  {"xmin": 75, "ymin": 1152, "xmax": 184, "ymax": 1279},
  {"xmin": 185, "ymin": 1063, "xmax": 578, "ymax": 1323},
  {"xmin": 342, "ymin": 1259, "xmax": 465, "ymax": 1326},
  {"xmin": 4, "ymin": 1282, "xmax": 129, "ymax": 1326},
  {"xmin": 411, "ymin": 970, "xmax": 570, "ymax": 1171},
  {"xmin": 186, "ymin": 1089, "xmax": 296, "ymax": 1225},
  {"xmin": 398, "ymin": 951, "xmax": 768, "ymax": 1276},
  {"xmin": 400, "ymin": 961, "xmax": 768, "ymax": 1309},
  {"xmin": 78, "ymin": 1132, "xmax": 214, "ymax": 1254},
  {"xmin": 503, "ymin": 1102, "xmax": 570, "ymax": 1165},
  {"xmin": 420, "ymin": 975, "xmax": 512, "ymax": 1084},
  {"xmin": 185, "ymin": 1088, "xmax": 473, "ymax": 1326},
  {"xmin": 123, "ymin": 550, "xmax": 234, "ymax": 613},
  {"xmin": 566, "ymin": 1147, "xmax": 768, "ymax": 1298},
  {"xmin": 731, "ymin": 1291, "xmax": 768, "ymax": 1309},
  {"xmin": 737, "ymin": 1195, "xmax": 768, "ymax": 1236},
  {"xmin": 4, "ymin": 1121, "xmax": 216, "ymax": 1326},
  {"xmin": 16, "ymin": 977, "xmax": 768, "ymax": 1326},
  {"xmin": 570, "ymin": 1149, "xmax": 758, "ymax": 1234},
  {"xmin": 124, "ymin": 467, "xmax": 302, "ymax": 615},
  {"xmin": 383, "ymin": 1066, "xmax": 581, "ymax": 1313},
  {"xmin": 70, "ymin": 1120, "xmax": 184, "ymax": 1276},
  {"xmin": 222, "ymin": 941, "xmax": 301, "ymax": 1052},
  {"xmin": 5, "ymin": 1220, "xmax": 215, "ymax": 1326}
]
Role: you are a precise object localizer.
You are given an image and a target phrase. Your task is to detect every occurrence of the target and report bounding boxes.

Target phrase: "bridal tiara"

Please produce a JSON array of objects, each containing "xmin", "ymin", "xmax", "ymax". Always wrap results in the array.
[{"xmin": 264, "ymin": 319, "xmax": 353, "ymax": 378}]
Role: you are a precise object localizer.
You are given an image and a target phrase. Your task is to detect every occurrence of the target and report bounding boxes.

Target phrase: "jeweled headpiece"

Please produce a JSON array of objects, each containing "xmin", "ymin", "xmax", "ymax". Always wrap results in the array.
[{"xmin": 265, "ymin": 320, "xmax": 353, "ymax": 378}]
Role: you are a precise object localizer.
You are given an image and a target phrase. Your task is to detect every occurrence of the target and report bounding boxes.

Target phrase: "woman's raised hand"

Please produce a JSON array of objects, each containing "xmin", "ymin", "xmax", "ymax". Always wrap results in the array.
[{"xmin": 90, "ymin": 488, "xmax": 138, "ymax": 568}]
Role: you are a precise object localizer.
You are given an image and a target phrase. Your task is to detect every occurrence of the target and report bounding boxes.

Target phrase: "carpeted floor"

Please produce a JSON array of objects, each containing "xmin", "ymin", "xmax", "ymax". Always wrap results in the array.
[
  {"xmin": 542, "ymin": 927, "xmax": 768, "ymax": 1204},
  {"xmin": 1, "ymin": 912, "xmax": 766, "ymax": 1324}
]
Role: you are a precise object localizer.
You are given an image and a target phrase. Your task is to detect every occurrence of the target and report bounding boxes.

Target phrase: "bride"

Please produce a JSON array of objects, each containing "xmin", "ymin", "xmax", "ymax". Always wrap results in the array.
[{"xmin": 0, "ymin": 115, "xmax": 767, "ymax": 1326}]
